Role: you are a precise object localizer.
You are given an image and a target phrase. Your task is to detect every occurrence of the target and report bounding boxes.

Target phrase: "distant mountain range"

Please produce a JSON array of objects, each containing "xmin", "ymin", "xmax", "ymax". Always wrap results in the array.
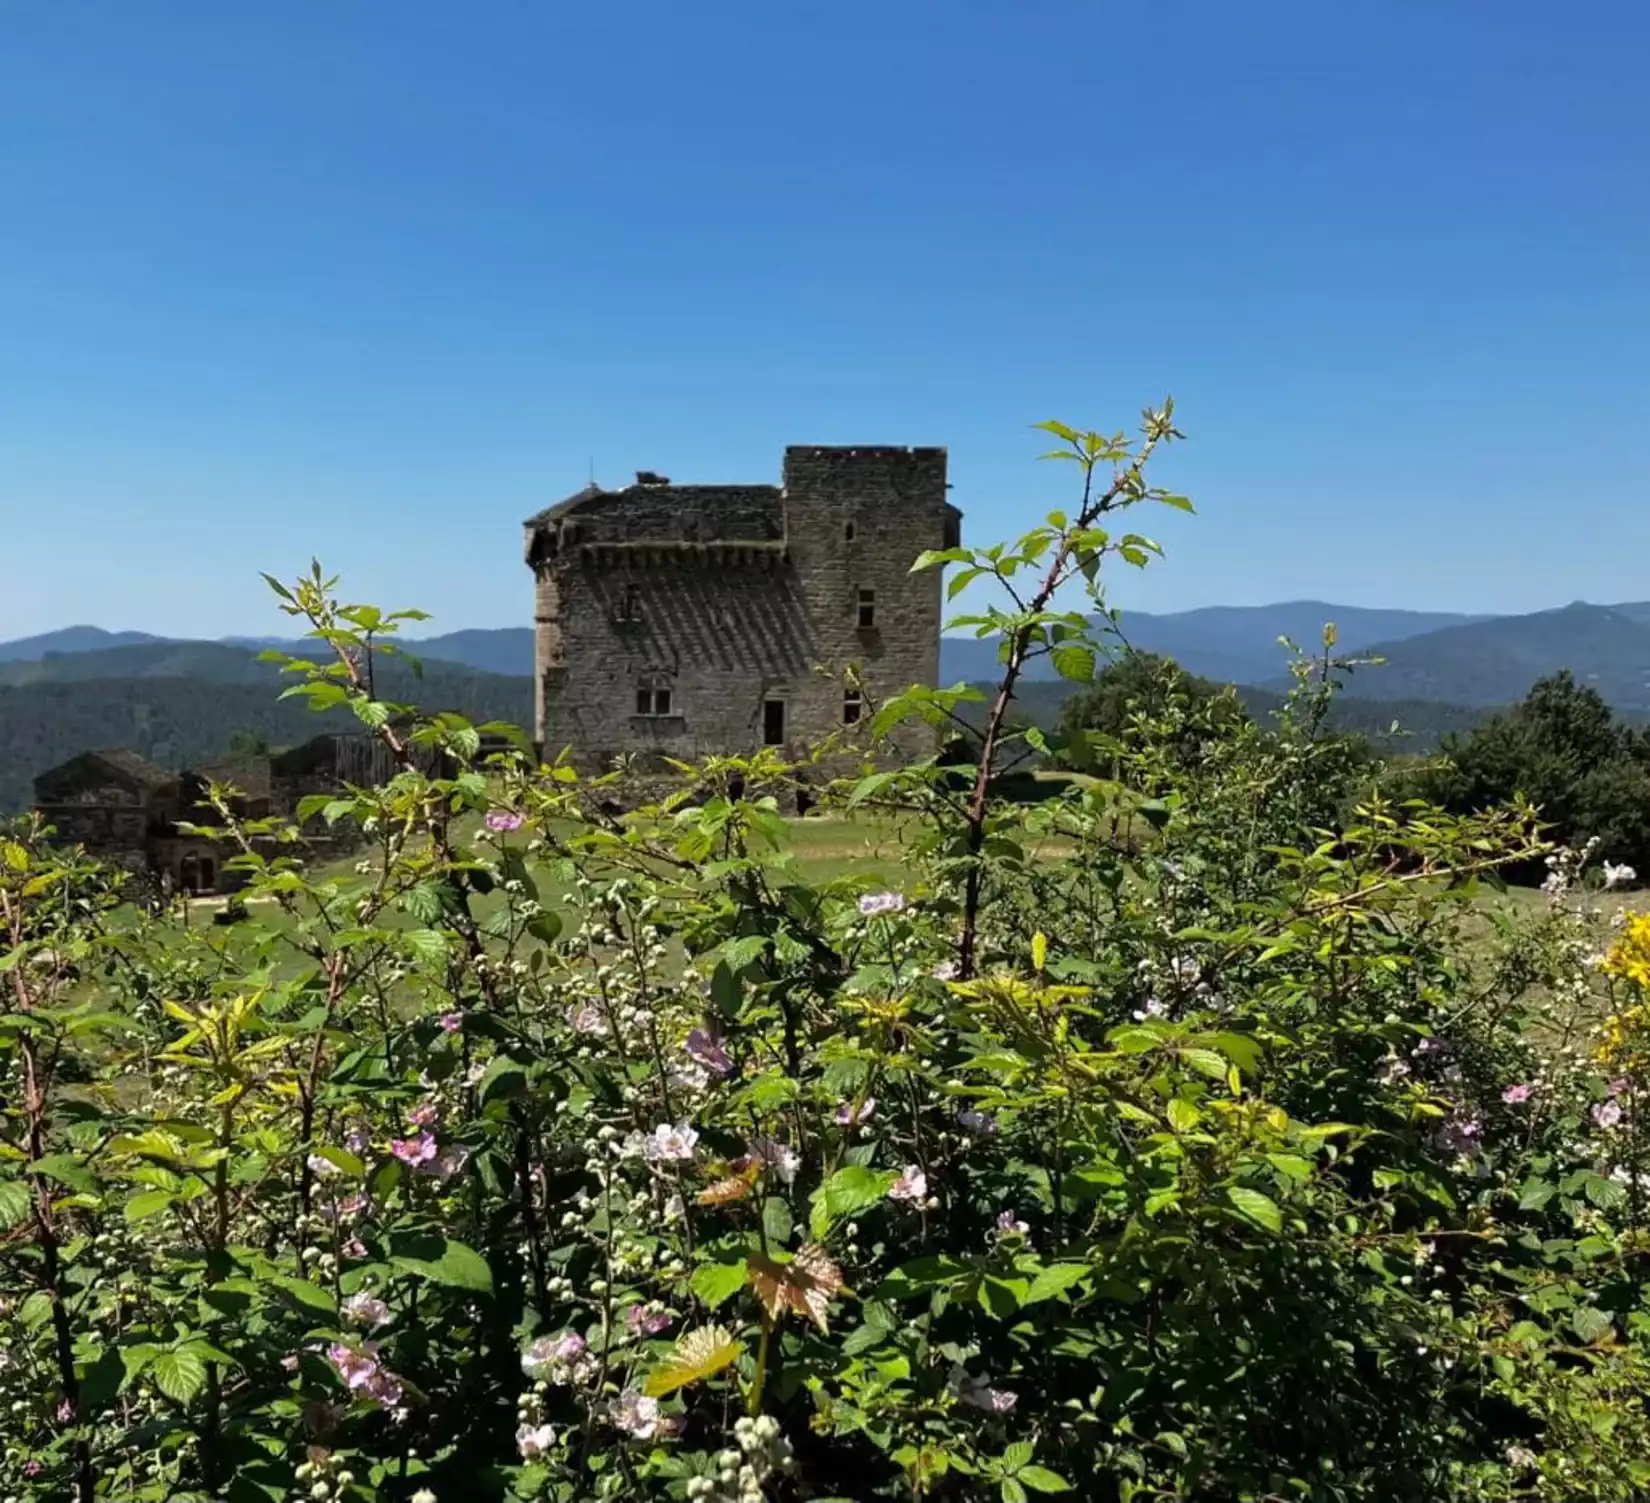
[
  {"xmin": 8, "ymin": 601, "xmax": 1650, "ymax": 710},
  {"xmin": 6, "ymin": 598, "xmax": 1650, "ymax": 814}
]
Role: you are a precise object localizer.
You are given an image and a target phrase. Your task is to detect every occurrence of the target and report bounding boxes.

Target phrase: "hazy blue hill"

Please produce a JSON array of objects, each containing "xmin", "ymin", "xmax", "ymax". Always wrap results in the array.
[
  {"xmin": 0, "ymin": 626, "xmax": 168, "ymax": 662},
  {"xmin": 408, "ymin": 627, "xmax": 535, "ymax": 676},
  {"xmin": 939, "ymin": 602, "xmax": 1487, "ymax": 686},
  {"xmin": 1330, "ymin": 605, "xmax": 1650, "ymax": 709},
  {"xmin": 0, "ymin": 641, "xmax": 297, "ymax": 687}
]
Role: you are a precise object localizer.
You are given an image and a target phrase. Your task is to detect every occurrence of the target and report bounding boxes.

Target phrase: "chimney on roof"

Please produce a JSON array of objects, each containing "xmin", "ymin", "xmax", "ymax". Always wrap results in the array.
[{"xmin": 635, "ymin": 470, "xmax": 670, "ymax": 487}]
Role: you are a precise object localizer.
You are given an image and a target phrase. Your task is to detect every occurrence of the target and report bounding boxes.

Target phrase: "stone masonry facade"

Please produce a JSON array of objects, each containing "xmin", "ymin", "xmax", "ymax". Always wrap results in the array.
[{"xmin": 523, "ymin": 447, "xmax": 962, "ymax": 767}]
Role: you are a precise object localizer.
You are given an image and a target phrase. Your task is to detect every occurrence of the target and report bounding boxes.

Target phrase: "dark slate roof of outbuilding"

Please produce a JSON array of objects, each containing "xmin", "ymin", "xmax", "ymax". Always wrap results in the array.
[{"xmin": 34, "ymin": 748, "xmax": 177, "ymax": 795}]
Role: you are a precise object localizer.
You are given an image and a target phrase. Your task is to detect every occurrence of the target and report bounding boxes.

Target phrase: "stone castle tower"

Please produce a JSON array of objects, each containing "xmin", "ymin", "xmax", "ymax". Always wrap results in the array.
[{"xmin": 522, "ymin": 446, "xmax": 961, "ymax": 766}]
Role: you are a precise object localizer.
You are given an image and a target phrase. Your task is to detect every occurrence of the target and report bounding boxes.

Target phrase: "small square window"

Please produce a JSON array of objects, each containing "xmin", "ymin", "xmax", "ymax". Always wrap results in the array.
[
  {"xmin": 635, "ymin": 686, "xmax": 651, "ymax": 716},
  {"xmin": 857, "ymin": 589, "xmax": 876, "ymax": 629},
  {"xmin": 635, "ymin": 686, "xmax": 672, "ymax": 716},
  {"xmin": 843, "ymin": 689, "xmax": 863, "ymax": 725}
]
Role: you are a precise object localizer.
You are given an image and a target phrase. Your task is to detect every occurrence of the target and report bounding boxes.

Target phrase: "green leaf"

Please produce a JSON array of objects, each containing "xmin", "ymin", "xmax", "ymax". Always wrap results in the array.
[
  {"xmin": 389, "ymin": 1232, "xmax": 493, "ymax": 1292},
  {"xmin": 403, "ymin": 928, "xmax": 449, "ymax": 965},
  {"xmin": 270, "ymin": 1276, "xmax": 337, "ymax": 1315},
  {"xmin": 690, "ymin": 1258, "xmax": 749, "ymax": 1310},
  {"xmin": 1572, "ymin": 1306, "xmax": 1613, "ymax": 1344},
  {"xmin": 1001, "ymin": 1479, "xmax": 1028, "ymax": 1503},
  {"xmin": 1179, "ymin": 1048, "xmax": 1228, "ymax": 1081},
  {"xmin": 0, "ymin": 1179, "xmax": 31, "ymax": 1229},
  {"xmin": 151, "ymin": 1348, "xmax": 208, "ymax": 1405},
  {"xmin": 124, "ymin": 1189, "xmax": 174, "ymax": 1222},
  {"xmin": 1019, "ymin": 1467, "xmax": 1073, "ymax": 1494},
  {"xmin": 479, "ymin": 1056, "xmax": 528, "ymax": 1105},
  {"xmin": 1052, "ymin": 644, "xmax": 1096, "ymax": 684},
  {"xmin": 1166, "ymin": 1097, "xmax": 1201, "ymax": 1133},
  {"xmin": 1024, "ymin": 1263, "xmax": 1089, "ymax": 1305},
  {"xmin": 811, "ymin": 1165, "xmax": 897, "ymax": 1238},
  {"xmin": 1225, "ymin": 1185, "xmax": 1282, "ymax": 1234},
  {"xmin": 763, "ymin": 1196, "xmax": 793, "ymax": 1247}
]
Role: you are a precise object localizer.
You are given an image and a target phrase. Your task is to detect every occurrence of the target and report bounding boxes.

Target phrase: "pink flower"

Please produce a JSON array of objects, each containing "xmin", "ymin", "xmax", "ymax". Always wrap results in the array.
[
  {"xmin": 342, "ymin": 1237, "xmax": 368, "ymax": 1259},
  {"xmin": 522, "ymin": 1331, "xmax": 587, "ymax": 1377},
  {"xmin": 280, "ymin": 1353, "xmax": 299, "ymax": 1372},
  {"xmin": 390, "ymin": 1133, "xmax": 438, "ymax": 1167},
  {"xmin": 626, "ymin": 1304, "xmax": 673, "ymax": 1337},
  {"xmin": 485, "ymin": 809, "xmax": 526, "ymax": 833},
  {"xmin": 996, "ymin": 1210, "xmax": 1029, "ymax": 1236},
  {"xmin": 889, "ymin": 1165, "xmax": 928, "ymax": 1202},
  {"xmin": 568, "ymin": 1003, "xmax": 608, "ymax": 1035},
  {"xmin": 1607, "ymin": 1078, "xmax": 1629, "ymax": 1098},
  {"xmin": 328, "ymin": 1341, "xmax": 382, "ymax": 1390},
  {"xmin": 685, "ymin": 1028, "xmax": 732, "ymax": 1076},
  {"xmin": 1502, "ymin": 1083, "xmax": 1534, "ymax": 1104},
  {"xmin": 835, "ymin": 1096, "xmax": 876, "ymax": 1126},
  {"xmin": 406, "ymin": 1101, "xmax": 440, "ymax": 1128},
  {"xmin": 611, "ymin": 1388, "xmax": 663, "ymax": 1439},
  {"xmin": 1594, "ymin": 1100, "xmax": 1624, "ymax": 1129},
  {"xmin": 438, "ymin": 1012, "xmax": 464, "ymax": 1033},
  {"xmin": 329, "ymin": 1342, "xmax": 404, "ymax": 1406}
]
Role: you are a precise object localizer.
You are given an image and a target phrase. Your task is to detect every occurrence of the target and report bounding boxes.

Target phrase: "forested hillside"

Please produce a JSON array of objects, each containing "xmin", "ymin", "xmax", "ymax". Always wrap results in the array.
[{"xmin": 0, "ymin": 670, "xmax": 533, "ymax": 811}]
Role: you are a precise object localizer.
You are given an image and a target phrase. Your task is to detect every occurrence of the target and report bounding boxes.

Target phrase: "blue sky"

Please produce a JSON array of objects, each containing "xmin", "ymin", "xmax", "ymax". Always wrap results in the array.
[{"xmin": 2, "ymin": 0, "xmax": 1646, "ymax": 640}]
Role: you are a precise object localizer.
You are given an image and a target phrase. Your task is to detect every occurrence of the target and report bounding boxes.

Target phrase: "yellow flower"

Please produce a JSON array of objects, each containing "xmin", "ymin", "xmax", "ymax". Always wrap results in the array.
[{"xmin": 1602, "ymin": 913, "xmax": 1650, "ymax": 989}]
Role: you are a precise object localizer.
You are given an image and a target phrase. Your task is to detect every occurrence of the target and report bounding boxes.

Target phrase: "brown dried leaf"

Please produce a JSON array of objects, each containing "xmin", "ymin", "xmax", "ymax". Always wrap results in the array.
[
  {"xmin": 698, "ymin": 1159, "xmax": 762, "ymax": 1206},
  {"xmin": 746, "ymin": 1242, "xmax": 846, "ymax": 1332}
]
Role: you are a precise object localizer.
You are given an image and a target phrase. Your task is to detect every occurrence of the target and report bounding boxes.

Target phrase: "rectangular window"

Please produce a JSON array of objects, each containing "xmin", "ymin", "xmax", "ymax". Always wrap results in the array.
[
  {"xmin": 843, "ymin": 689, "xmax": 863, "ymax": 725},
  {"xmin": 857, "ymin": 589, "xmax": 876, "ymax": 629},
  {"xmin": 763, "ymin": 698, "xmax": 786, "ymax": 745},
  {"xmin": 635, "ymin": 686, "xmax": 673, "ymax": 716}
]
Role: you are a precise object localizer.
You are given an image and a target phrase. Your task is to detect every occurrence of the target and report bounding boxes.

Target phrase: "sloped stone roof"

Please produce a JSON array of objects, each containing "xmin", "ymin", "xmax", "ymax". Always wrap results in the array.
[{"xmin": 525, "ymin": 482, "xmax": 784, "ymax": 544}]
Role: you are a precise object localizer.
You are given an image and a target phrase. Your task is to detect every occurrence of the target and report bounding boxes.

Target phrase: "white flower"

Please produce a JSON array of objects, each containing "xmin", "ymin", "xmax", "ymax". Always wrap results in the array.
[
  {"xmin": 567, "ymin": 1003, "xmax": 609, "ymax": 1035},
  {"xmin": 1132, "ymin": 997, "xmax": 1168, "ymax": 1021},
  {"xmin": 341, "ymin": 1292, "xmax": 391, "ymax": 1327},
  {"xmin": 931, "ymin": 960, "xmax": 959, "ymax": 982},
  {"xmin": 957, "ymin": 1109, "xmax": 999, "ymax": 1136},
  {"xmin": 750, "ymin": 1136, "xmax": 800, "ymax": 1184},
  {"xmin": 644, "ymin": 1123, "xmax": 699, "ymax": 1162},
  {"xmin": 995, "ymin": 1209, "xmax": 1029, "ymax": 1236},
  {"xmin": 412, "ymin": 1491, "xmax": 438, "ymax": 1503},
  {"xmin": 612, "ymin": 1388, "xmax": 662, "ymax": 1439},
  {"xmin": 516, "ymin": 1421, "xmax": 557, "ymax": 1459},
  {"xmin": 858, "ymin": 891, "xmax": 906, "ymax": 917},
  {"xmin": 306, "ymin": 1153, "xmax": 342, "ymax": 1179},
  {"xmin": 888, "ymin": 1164, "xmax": 928, "ymax": 1202},
  {"xmin": 1604, "ymin": 862, "xmax": 1636, "ymax": 890},
  {"xmin": 947, "ymin": 1362, "xmax": 1017, "ymax": 1413}
]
